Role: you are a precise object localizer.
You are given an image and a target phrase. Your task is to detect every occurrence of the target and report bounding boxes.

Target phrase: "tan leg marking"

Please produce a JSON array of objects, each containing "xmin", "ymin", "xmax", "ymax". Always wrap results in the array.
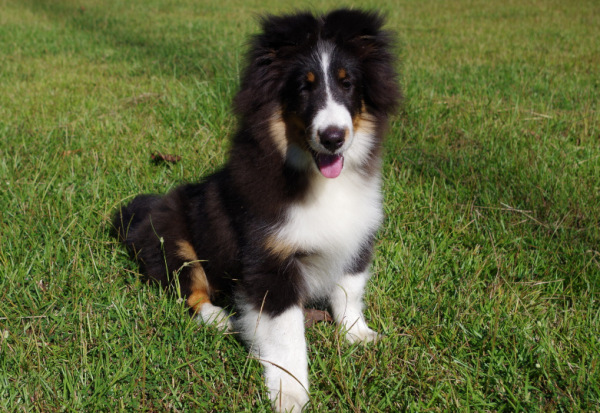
[
  {"xmin": 176, "ymin": 240, "xmax": 211, "ymax": 313},
  {"xmin": 187, "ymin": 267, "xmax": 211, "ymax": 313}
]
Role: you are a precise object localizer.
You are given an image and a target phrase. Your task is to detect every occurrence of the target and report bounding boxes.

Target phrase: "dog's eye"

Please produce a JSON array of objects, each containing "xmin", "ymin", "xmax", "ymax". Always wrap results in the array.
[
  {"xmin": 340, "ymin": 78, "xmax": 352, "ymax": 90},
  {"xmin": 300, "ymin": 81, "xmax": 314, "ymax": 93},
  {"xmin": 300, "ymin": 71, "xmax": 316, "ymax": 92}
]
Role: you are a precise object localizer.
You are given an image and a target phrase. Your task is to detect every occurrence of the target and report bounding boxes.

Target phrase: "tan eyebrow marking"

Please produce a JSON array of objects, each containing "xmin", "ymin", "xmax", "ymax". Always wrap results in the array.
[
  {"xmin": 306, "ymin": 71, "xmax": 315, "ymax": 83},
  {"xmin": 338, "ymin": 68, "xmax": 347, "ymax": 79}
]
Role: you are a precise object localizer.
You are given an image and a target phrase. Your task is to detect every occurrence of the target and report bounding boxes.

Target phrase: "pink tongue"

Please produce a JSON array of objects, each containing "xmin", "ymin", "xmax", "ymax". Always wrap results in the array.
[{"xmin": 316, "ymin": 154, "xmax": 344, "ymax": 178}]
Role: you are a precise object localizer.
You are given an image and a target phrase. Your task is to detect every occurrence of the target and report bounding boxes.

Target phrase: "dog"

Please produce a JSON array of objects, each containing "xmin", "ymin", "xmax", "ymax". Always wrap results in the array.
[{"xmin": 113, "ymin": 9, "xmax": 400, "ymax": 411}]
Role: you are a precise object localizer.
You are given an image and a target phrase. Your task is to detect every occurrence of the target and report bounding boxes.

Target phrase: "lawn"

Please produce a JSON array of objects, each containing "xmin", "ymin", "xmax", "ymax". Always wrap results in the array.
[{"xmin": 1, "ymin": 0, "xmax": 599, "ymax": 411}]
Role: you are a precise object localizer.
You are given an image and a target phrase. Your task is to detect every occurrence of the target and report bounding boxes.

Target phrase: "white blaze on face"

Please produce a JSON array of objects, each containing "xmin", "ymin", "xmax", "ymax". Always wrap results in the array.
[
  {"xmin": 310, "ymin": 50, "xmax": 354, "ymax": 154},
  {"xmin": 309, "ymin": 49, "xmax": 355, "ymax": 179}
]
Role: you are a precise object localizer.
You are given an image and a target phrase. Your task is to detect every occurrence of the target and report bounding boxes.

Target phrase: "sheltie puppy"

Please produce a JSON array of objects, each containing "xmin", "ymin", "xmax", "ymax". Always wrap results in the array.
[{"xmin": 113, "ymin": 9, "xmax": 400, "ymax": 411}]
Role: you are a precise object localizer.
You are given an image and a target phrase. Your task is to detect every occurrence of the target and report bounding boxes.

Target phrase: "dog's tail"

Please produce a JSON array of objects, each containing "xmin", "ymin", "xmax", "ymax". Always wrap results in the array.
[{"xmin": 112, "ymin": 194, "xmax": 161, "ymax": 245}]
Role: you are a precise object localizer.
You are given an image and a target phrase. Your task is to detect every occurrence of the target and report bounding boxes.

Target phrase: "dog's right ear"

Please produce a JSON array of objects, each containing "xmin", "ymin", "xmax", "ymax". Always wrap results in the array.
[
  {"xmin": 234, "ymin": 13, "xmax": 319, "ymax": 117},
  {"xmin": 256, "ymin": 12, "xmax": 319, "ymax": 56}
]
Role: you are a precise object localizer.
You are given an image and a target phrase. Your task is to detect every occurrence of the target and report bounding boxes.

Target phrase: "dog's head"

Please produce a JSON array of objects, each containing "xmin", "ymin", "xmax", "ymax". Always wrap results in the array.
[{"xmin": 235, "ymin": 9, "xmax": 400, "ymax": 178}]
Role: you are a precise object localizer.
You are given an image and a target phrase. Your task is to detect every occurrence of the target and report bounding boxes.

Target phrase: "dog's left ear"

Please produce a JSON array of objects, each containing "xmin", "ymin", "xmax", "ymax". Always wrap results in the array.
[{"xmin": 324, "ymin": 9, "xmax": 402, "ymax": 116}]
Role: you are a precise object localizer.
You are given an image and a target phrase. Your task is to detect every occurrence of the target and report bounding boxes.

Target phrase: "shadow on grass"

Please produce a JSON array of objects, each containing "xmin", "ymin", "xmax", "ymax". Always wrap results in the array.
[
  {"xmin": 22, "ymin": 0, "xmax": 244, "ymax": 80},
  {"xmin": 385, "ymin": 108, "xmax": 599, "ymax": 290}
]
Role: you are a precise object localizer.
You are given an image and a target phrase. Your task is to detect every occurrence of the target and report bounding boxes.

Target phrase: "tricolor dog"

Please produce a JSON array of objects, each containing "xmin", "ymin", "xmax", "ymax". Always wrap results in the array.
[{"xmin": 113, "ymin": 9, "xmax": 400, "ymax": 411}]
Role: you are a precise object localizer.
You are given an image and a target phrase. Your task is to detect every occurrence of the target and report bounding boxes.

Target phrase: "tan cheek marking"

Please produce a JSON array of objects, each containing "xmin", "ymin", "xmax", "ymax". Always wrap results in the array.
[
  {"xmin": 270, "ymin": 109, "xmax": 311, "ymax": 158},
  {"xmin": 176, "ymin": 240, "xmax": 211, "ymax": 313},
  {"xmin": 353, "ymin": 103, "xmax": 377, "ymax": 133},
  {"xmin": 354, "ymin": 114, "xmax": 377, "ymax": 134},
  {"xmin": 307, "ymin": 71, "xmax": 315, "ymax": 83},
  {"xmin": 264, "ymin": 234, "xmax": 297, "ymax": 261},
  {"xmin": 269, "ymin": 111, "xmax": 288, "ymax": 157},
  {"xmin": 338, "ymin": 68, "xmax": 347, "ymax": 79}
]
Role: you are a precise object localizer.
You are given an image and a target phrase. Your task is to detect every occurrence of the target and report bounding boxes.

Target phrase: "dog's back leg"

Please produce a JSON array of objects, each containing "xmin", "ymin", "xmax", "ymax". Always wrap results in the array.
[{"xmin": 176, "ymin": 240, "xmax": 232, "ymax": 331}]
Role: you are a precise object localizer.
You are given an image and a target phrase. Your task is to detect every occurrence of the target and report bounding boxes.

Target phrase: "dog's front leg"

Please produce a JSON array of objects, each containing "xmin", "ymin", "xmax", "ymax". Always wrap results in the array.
[
  {"xmin": 239, "ymin": 304, "xmax": 309, "ymax": 412},
  {"xmin": 330, "ymin": 271, "xmax": 380, "ymax": 344}
]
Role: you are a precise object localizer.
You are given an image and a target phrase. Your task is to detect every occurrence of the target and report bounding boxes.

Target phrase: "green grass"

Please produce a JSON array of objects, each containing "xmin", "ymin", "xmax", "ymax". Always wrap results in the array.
[{"xmin": 1, "ymin": 0, "xmax": 599, "ymax": 411}]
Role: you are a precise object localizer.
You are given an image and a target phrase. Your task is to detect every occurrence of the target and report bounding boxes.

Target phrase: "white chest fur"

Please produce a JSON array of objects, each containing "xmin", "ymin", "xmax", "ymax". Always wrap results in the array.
[{"xmin": 274, "ymin": 170, "xmax": 383, "ymax": 299}]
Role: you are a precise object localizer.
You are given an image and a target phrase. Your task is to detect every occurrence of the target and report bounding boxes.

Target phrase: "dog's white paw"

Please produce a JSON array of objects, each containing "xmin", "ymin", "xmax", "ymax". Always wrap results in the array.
[
  {"xmin": 271, "ymin": 387, "xmax": 309, "ymax": 412},
  {"xmin": 346, "ymin": 326, "xmax": 380, "ymax": 344},
  {"xmin": 343, "ymin": 320, "xmax": 381, "ymax": 344},
  {"xmin": 197, "ymin": 303, "xmax": 233, "ymax": 331},
  {"xmin": 266, "ymin": 360, "xmax": 309, "ymax": 412}
]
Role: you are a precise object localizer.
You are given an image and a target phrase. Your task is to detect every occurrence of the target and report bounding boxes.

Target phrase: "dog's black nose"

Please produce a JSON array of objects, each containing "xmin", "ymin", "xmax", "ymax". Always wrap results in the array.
[{"xmin": 318, "ymin": 127, "xmax": 346, "ymax": 152}]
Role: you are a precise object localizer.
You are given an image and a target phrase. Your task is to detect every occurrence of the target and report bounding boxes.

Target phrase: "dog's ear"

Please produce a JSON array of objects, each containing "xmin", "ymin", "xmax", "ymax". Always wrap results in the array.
[
  {"xmin": 235, "ymin": 13, "xmax": 319, "ymax": 117},
  {"xmin": 324, "ymin": 9, "xmax": 401, "ymax": 116},
  {"xmin": 257, "ymin": 13, "xmax": 319, "ymax": 56},
  {"xmin": 322, "ymin": 9, "xmax": 386, "ymax": 47}
]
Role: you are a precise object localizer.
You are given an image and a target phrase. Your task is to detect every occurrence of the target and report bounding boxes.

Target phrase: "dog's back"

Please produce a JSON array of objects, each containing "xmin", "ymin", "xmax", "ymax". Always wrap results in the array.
[{"xmin": 113, "ymin": 194, "xmax": 161, "ymax": 246}]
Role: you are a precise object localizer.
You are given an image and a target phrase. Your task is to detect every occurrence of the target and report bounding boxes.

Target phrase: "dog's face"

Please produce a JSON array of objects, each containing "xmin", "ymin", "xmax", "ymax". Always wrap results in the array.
[
  {"xmin": 281, "ymin": 43, "xmax": 364, "ymax": 178},
  {"xmin": 235, "ymin": 9, "xmax": 400, "ymax": 178}
]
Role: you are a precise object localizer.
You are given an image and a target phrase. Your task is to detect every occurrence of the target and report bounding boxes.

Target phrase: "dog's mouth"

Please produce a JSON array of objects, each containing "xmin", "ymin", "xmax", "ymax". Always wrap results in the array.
[{"xmin": 311, "ymin": 151, "xmax": 344, "ymax": 179}]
